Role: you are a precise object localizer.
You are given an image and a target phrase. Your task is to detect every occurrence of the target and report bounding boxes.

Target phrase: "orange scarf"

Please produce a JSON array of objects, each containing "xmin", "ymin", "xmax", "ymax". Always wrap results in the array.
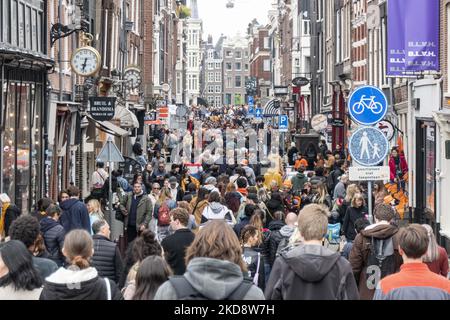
[{"xmin": 0, "ymin": 203, "xmax": 10, "ymax": 236}]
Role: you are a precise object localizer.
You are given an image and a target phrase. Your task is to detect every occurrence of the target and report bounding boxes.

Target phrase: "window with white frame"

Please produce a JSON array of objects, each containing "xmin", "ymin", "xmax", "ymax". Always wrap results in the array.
[
  {"xmin": 264, "ymin": 37, "xmax": 270, "ymax": 49},
  {"xmin": 208, "ymin": 85, "xmax": 214, "ymax": 93},
  {"xmin": 215, "ymin": 96, "xmax": 221, "ymax": 107},
  {"xmin": 208, "ymin": 72, "xmax": 214, "ymax": 82},
  {"xmin": 226, "ymin": 62, "xmax": 232, "ymax": 70},
  {"xmin": 215, "ymin": 85, "xmax": 221, "ymax": 93},
  {"xmin": 215, "ymin": 62, "xmax": 221, "ymax": 69},
  {"xmin": 227, "ymin": 76, "xmax": 232, "ymax": 88},
  {"xmin": 215, "ymin": 72, "xmax": 221, "ymax": 82},
  {"xmin": 235, "ymin": 51, "xmax": 242, "ymax": 59},
  {"xmin": 235, "ymin": 62, "xmax": 242, "ymax": 71},
  {"xmin": 235, "ymin": 76, "xmax": 242, "ymax": 87},
  {"xmin": 263, "ymin": 59, "xmax": 270, "ymax": 72}
]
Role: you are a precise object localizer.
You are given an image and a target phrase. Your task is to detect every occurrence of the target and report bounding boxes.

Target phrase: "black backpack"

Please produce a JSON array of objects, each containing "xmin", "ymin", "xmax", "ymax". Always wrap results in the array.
[
  {"xmin": 169, "ymin": 276, "xmax": 253, "ymax": 300},
  {"xmin": 365, "ymin": 236, "xmax": 397, "ymax": 289},
  {"xmin": 326, "ymin": 170, "xmax": 336, "ymax": 194}
]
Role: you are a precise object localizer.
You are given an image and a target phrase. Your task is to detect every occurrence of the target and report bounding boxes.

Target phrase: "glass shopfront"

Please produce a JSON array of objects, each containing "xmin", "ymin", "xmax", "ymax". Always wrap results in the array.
[{"xmin": 1, "ymin": 81, "xmax": 43, "ymax": 214}]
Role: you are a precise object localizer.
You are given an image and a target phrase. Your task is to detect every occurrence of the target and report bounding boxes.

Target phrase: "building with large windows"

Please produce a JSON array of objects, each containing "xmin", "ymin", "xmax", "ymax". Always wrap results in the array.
[
  {"xmin": 185, "ymin": 0, "xmax": 202, "ymax": 105},
  {"xmin": 222, "ymin": 34, "xmax": 250, "ymax": 106},
  {"xmin": 201, "ymin": 35, "xmax": 223, "ymax": 108}
]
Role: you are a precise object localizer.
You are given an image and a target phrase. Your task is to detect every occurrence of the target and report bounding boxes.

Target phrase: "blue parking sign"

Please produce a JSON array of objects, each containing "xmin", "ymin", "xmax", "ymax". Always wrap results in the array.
[
  {"xmin": 348, "ymin": 85, "xmax": 388, "ymax": 125},
  {"xmin": 349, "ymin": 127, "xmax": 389, "ymax": 167},
  {"xmin": 279, "ymin": 115, "xmax": 288, "ymax": 132}
]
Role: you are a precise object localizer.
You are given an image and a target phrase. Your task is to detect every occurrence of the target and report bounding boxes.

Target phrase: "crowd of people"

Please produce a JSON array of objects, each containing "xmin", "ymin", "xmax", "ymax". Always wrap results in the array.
[{"xmin": 0, "ymin": 106, "xmax": 448, "ymax": 300}]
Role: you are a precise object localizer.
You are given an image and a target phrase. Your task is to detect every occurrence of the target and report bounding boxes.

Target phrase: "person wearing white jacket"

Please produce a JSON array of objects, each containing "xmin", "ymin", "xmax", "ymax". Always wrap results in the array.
[{"xmin": 200, "ymin": 192, "xmax": 235, "ymax": 226}]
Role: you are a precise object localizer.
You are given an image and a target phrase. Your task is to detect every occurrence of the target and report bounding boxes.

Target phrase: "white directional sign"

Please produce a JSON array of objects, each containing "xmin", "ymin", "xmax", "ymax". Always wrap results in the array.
[{"xmin": 349, "ymin": 166, "xmax": 390, "ymax": 181}]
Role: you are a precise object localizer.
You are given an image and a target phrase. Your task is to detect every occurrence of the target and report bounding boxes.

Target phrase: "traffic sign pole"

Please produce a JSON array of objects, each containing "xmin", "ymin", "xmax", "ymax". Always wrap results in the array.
[
  {"xmin": 368, "ymin": 181, "xmax": 373, "ymax": 224},
  {"xmin": 108, "ymin": 141, "xmax": 113, "ymax": 227}
]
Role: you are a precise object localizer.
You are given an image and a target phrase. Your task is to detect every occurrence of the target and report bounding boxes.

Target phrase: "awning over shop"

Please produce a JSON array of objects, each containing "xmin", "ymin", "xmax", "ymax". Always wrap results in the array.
[
  {"xmin": 87, "ymin": 116, "xmax": 129, "ymax": 137},
  {"xmin": 114, "ymin": 105, "xmax": 140, "ymax": 128}
]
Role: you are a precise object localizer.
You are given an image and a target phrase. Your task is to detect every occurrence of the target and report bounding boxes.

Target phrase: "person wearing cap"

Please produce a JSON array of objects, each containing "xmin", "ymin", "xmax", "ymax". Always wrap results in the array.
[
  {"xmin": 0, "ymin": 193, "xmax": 20, "ymax": 239},
  {"xmin": 287, "ymin": 142, "xmax": 299, "ymax": 166},
  {"xmin": 168, "ymin": 176, "xmax": 184, "ymax": 202}
]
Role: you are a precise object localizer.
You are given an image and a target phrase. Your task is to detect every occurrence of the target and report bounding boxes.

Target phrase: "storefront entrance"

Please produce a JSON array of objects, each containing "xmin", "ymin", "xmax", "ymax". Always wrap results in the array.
[{"xmin": 415, "ymin": 120, "xmax": 437, "ymax": 233}]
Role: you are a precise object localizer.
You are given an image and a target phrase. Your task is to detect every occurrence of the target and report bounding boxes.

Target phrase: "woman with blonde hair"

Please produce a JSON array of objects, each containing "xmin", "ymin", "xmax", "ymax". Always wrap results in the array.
[
  {"xmin": 86, "ymin": 199, "xmax": 104, "ymax": 235},
  {"xmin": 40, "ymin": 230, "xmax": 123, "ymax": 300},
  {"xmin": 422, "ymin": 224, "xmax": 449, "ymax": 277},
  {"xmin": 153, "ymin": 187, "xmax": 177, "ymax": 242},
  {"xmin": 154, "ymin": 220, "xmax": 265, "ymax": 300},
  {"xmin": 342, "ymin": 193, "xmax": 368, "ymax": 243}
]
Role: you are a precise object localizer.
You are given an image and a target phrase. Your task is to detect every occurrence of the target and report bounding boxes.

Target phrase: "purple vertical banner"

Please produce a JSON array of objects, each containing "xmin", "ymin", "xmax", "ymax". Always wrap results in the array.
[{"xmin": 387, "ymin": 0, "xmax": 440, "ymax": 76}]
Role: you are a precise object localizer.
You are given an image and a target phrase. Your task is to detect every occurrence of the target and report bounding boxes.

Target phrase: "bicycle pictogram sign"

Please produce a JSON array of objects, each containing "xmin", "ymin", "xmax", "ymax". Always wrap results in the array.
[{"xmin": 348, "ymin": 86, "xmax": 388, "ymax": 125}]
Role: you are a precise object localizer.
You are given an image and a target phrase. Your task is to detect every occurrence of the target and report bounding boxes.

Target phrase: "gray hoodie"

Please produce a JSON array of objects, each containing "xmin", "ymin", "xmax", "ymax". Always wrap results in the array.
[{"xmin": 154, "ymin": 257, "xmax": 265, "ymax": 300}]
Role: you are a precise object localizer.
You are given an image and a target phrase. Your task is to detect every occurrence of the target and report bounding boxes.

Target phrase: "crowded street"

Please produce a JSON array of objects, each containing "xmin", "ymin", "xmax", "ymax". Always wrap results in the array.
[{"xmin": 0, "ymin": 0, "xmax": 449, "ymax": 306}]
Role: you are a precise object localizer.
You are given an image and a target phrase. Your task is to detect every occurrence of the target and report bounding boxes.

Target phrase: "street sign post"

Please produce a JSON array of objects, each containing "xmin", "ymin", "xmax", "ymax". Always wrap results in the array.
[
  {"xmin": 348, "ymin": 85, "xmax": 388, "ymax": 125},
  {"xmin": 349, "ymin": 126, "xmax": 389, "ymax": 224},
  {"xmin": 279, "ymin": 115, "xmax": 288, "ymax": 132},
  {"xmin": 96, "ymin": 137, "xmax": 125, "ymax": 226},
  {"xmin": 349, "ymin": 166, "xmax": 390, "ymax": 181},
  {"xmin": 255, "ymin": 108, "xmax": 263, "ymax": 119}
]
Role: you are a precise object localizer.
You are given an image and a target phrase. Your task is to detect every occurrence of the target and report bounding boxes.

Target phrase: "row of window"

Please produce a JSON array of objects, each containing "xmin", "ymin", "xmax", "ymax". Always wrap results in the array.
[
  {"xmin": 207, "ymin": 62, "xmax": 222, "ymax": 70},
  {"xmin": 207, "ymin": 95, "xmax": 222, "ymax": 107},
  {"xmin": 224, "ymin": 50, "xmax": 249, "ymax": 59},
  {"xmin": 207, "ymin": 72, "xmax": 222, "ymax": 82},
  {"xmin": 207, "ymin": 85, "xmax": 222, "ymax": 93},
  {"xmin": 225, "ymin": 62, "xmax": 249, "ymax": 71}
]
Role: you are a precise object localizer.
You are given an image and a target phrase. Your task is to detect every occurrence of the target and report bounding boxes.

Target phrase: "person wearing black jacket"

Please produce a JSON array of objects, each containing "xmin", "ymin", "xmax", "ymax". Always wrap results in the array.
[
  {"xmin": 40, "ymin": 230, "xmax": 123, "ymax": 300},
  {"xmin": 265, "ymin": 204, "xmax": 359, "ymax": 300},
  {"xmin": 0, "ymin": 193, "xmax": 20, "ymax": 238},
  {"xmin": 59, "ymin": 186, "xmax": 90, "ymax": 233},
  {"xmin": 342, "ymin": 193, "xmax": 368, "ymax": 242},
  {"xmin": 241, "ymin": 225, "xmax": 266, "ymax": 291},
  {"xmin": 39, "ymin": 204, "xmax": 65, "ymax": 266},
  {"xmin": 266, "ymin": 212, "xmax": 298, "ymax": 267},
  {"xmin": 142, "ymin": 164, "xmax": 155, "ymax": 193},
  {"xmin": 91, "ymin": 220, "xmax": 123, "ymax": 284},
  {"xmin": 161, "ymin": 208, "xmax": 195, "ymax": 275}
]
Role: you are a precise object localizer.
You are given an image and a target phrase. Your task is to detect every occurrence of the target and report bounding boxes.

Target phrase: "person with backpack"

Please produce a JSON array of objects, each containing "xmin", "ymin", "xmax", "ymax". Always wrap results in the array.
[
  {"xmin": 40, "ymin": 230, "xmax": 123, "ymax": 300},
  {"xmin": 290, "ymin": 165, "xmax": 308, "ymax": 194},
  {"xmin": 265, "ymin": 204, "xmax": 359, "ymax": 300},
  {"xmin": 241, "ymin": 225, "xmax": 266, "ymax": 291},
  {"xmin": 154, "ymin": 220, "xmax": 265, "ymax": 300},
  {"xmin": 349, "ymin": 204, "xmax": 403, "ymax": 300},
  {"xmin": 152, "ymin": 187, "xmax": 177, "ymax": 242},
  {"xmin": 90, "ymin": 161, "xmax": 109, "ymax": 201},
  {"xmin": 200, "ymin": 191, "xmax": 235, "ymax": 226},
  {"xmin": 327, "ymin": 160, "xmax": 346, "ymax": 195},
  {"xmin": 267, "ymin": 212, "xmax": 297, "ymax": 267},
  {"xmin": 119, "ymin": 182, "xmax": 154, "ymax": 245},
  {"xmin": 373, "ymin": 224, "xmax": 450, "ymax": 300}
]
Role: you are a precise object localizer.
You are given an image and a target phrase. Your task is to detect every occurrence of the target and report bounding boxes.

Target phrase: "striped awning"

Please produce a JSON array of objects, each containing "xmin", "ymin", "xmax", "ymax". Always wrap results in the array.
[{"xmin": 263, "ymin": 99, "xmax": 281, "ymax": 117}]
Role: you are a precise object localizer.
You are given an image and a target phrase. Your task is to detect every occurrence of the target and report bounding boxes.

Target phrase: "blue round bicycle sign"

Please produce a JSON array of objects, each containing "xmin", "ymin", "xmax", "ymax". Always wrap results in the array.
[
  {"xmin": 349, "ymin": 126, "xmax": 389, "ymax": 167},
  {"xmin": 348, "ymin": 85, "xmax": 388, "ymax": 125}
]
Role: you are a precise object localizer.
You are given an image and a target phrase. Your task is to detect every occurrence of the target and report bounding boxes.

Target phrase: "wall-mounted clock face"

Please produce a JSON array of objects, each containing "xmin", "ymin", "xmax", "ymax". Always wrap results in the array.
[
  {"xmin": 124, "ymin": 67, "xmax": 142, "ymax": 90},
  {"xmin": 71, "ymin": 46, "xmax": 101, "ymax": 77}
]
